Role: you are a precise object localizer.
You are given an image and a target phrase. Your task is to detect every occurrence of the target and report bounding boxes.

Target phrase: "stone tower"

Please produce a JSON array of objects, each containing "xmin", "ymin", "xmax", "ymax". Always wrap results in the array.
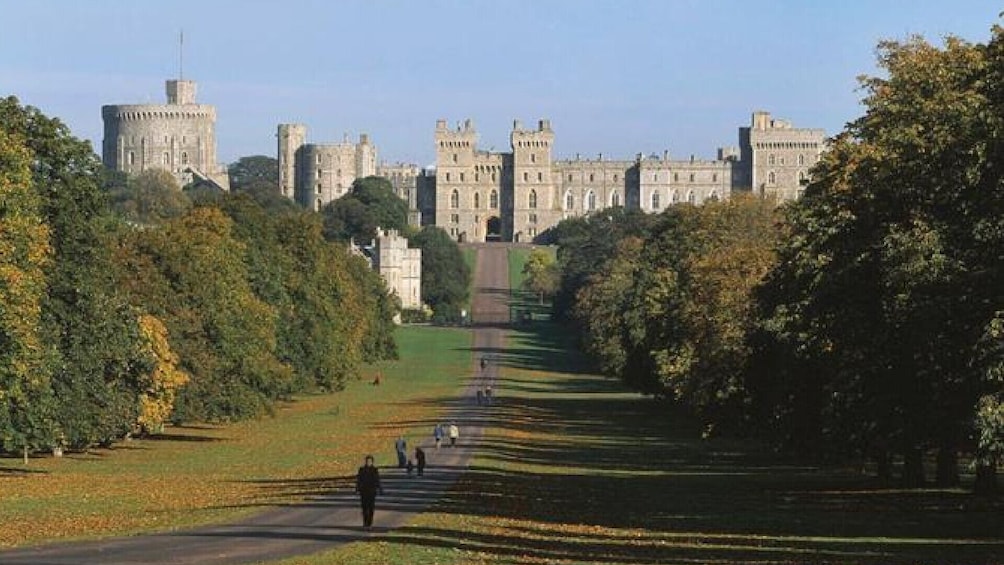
[
  {"xmin": 739, "ymin": 111, "xmax": 825, "ymax": 200},
  {"xmin": 102, "ymin": 79, "xmax": 229, "ymax": 190},
  {"xmin": 510, "ymin": 119, "xmax": 556, "ymax": 242},
  {"xmin": 277, "ymin": 123, "xmax": 306, "ymax": 200},
  {"xmin": 434, "ymin": 119, "xmax": 479, "ymax": 241}
]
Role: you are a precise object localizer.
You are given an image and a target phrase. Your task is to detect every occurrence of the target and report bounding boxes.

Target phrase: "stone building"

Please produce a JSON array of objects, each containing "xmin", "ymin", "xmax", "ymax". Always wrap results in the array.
[
  {"xmin": 739, "ymin": 110, "xmax": 826, "ymax": 201},
  {"xmin": 277, "ymin": 124, "xmax": 377, "ymax": 210},
  {"xmin": 350, "ymin": 228, "xmax": 422, "ymax": 313},
  {"xmin": 102, "ymin": 79, "xmax": 229, "ymax": 190}
]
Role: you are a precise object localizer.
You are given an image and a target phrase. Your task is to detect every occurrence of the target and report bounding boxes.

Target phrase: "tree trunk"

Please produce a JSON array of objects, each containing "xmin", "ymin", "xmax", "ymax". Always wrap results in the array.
[
  {"xmin": 901, "ymin": 447, "xmax": 926, "ymax": 488},
  {"xmin": 22, "ymin": 445, "xmax": 28, "ymax": 465},
  {"xmin": 974, "ymin": 460, "xmax": 998, "ymax": 496},
  {"xmin": 935, "ymin": 445, "xmax": 960, "ymax": 487}
]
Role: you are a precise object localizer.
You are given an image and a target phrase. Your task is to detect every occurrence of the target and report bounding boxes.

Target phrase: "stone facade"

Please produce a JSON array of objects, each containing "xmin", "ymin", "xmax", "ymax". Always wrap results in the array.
[
  {"xmin": 739, "ymin": 110, "xmax": 826, "ymax": 201},
  {"xmin": 277, "ymin": 124, "xmax": 377, "ymax": 211},
  {"xmin": 371, "ymin": 228, "xmax": 422, "ymax": 311},
  {"xmin": 102, "ymin": 79, "xmax": 230, "ymax": 190}
]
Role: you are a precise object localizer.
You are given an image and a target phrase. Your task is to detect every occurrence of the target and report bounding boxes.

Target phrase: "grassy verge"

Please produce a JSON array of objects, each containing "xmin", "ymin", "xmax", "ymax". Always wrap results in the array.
[
  {"xmin": 269, "ymin": 321, "xmax": 1004, "ymax": 565},
  {"xmin": 507, "ymin": 246, "xmax": 555, "ymax": 322},
  {"xmin": 0, "ymin": 326, "xmax": 472, "ymax": 548},
  {"xmin": 462, "ymin": 245, "xmax": 478, "ymax": 314}
]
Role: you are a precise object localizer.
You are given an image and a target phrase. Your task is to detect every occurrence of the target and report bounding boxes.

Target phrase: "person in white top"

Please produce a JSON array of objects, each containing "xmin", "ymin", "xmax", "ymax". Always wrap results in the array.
[{"xmin": 448, "ymin": 423, "xmax": 460, "ymax": 447}]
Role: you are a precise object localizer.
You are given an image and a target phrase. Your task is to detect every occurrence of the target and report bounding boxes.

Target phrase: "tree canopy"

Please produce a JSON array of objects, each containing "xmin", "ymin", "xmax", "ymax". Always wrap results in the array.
[{"xmin": 322, "ymin": 176, "xmax": 409, "ymax": 243}]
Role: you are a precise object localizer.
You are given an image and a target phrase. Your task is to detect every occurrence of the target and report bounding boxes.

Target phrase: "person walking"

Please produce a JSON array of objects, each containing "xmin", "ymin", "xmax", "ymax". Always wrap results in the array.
[
  {"xmin": 476, "ymin": 388, "xmax": 484, "ymax": 405},
  {"xmin": 355, "ymin": 455, "xmax": 383, "ymax": 528},
  {"xmin": 433, "ymin": 423, "xmax": 444, "ymax": 449},
  {"xmin": 484, "ymin": 384, "xmax": 493, "ymax": 405},
  {"xmin": 448, "ymin": 422, "xmax": 459, "ymax": 447},
  {"xmin": 415, "ymin": 447, "xmax": 426, "ymax": 476},
  {"xmin": 395, "ymin": 435, "xmax": 407, "ymax": 468}
]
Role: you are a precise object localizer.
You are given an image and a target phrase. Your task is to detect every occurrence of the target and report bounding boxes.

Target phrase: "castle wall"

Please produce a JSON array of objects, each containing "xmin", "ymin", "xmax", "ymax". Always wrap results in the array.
[
  {"xmin": 278, "ymin": 127, "xmax": 378, "ymax": 211},
  {"xmin": 373, "ymin": 228, "xmax": 422, "ymax": 310},
  {"xmin": 741, "ymin": 111, "xmax": 825, "ymax": 201},
  {"xmin": 102, "ymin": 80, "xmax": 229, "ymax": 190}
]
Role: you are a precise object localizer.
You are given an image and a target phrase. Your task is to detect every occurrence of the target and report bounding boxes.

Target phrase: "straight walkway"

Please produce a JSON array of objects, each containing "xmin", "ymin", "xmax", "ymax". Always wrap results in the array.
[{"xmin": 0, "ymin": 245, "xmax": 512, "ymax": 565}]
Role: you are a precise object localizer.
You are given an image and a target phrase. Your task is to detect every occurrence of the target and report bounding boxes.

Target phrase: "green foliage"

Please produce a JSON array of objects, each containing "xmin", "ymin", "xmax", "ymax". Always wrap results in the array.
[
  {"xmin": 107, "ymin": 168, "xmax": 191, "ymax": 224},
  {"xmin": 750, "ymin": 29, "xmax": 1004, "ymax": 491},
  {"xmin": 0, "ymin": 128, "xmax": 56, "ymax": 455},
  {"xmin": 1, "ymin": 96, "xmax": 153, "ymax": 451},
  {"xmin": 322, "ymin": 176, "xmax": 409, "ymax": 243},
  {"xmin": 228, "ymin": 155, "xmax": 278, "ymax": 192},
  {"xmin": 521, "ymin": 248, "xmax": 560, "ymax": 304},
  {"xmin": 408, "ymin": 226, "xmax": 470, "ymax": 322}
]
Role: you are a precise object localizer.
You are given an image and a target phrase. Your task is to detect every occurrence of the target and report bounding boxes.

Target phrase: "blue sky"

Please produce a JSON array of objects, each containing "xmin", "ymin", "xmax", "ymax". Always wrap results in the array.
[{"xmin": 0, "ymin": 1, "xmax": 998, "ymax": 165}]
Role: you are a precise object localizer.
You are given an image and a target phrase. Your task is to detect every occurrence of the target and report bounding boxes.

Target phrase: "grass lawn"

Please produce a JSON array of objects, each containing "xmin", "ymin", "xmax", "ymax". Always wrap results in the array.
[
  {"xmin": 267, "ymin": 321, "xmax": 1004, "ymax": 565},
  {"xmin": 0, "ymin": 326, "xmax": 472, "ymax": 548}
]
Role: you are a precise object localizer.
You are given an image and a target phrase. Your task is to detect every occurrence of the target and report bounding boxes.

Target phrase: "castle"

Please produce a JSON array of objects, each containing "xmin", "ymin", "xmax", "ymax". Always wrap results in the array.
[
  {"xmin": 280, "ymin": 111, "xmax": 825, "ymax": 243},
  {"xmin": 102, "ymin": 79, "xmax": 230, "ymax": 190}
]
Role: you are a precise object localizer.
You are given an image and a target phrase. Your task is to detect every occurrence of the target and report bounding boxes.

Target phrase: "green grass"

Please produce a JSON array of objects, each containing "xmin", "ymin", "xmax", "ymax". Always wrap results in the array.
[
  {"xmin": 267, "ymin": 320, "xmax": 1004, "ymax": 565},
  {"xmin": 0, "ymin": 326, "xmax": 472, "ymax": 548},
  {"xmin": 463, "ymin": 245, "xmax": 478, "ymax": 314},
  {"xmin": 507, "ymin": 246, "xmax": 555, "ymax": 322}
]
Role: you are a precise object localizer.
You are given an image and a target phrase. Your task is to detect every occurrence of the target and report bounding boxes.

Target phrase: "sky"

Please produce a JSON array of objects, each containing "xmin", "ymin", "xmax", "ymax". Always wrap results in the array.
[{"xmin": 0, "ymin": 1, "xmax": 998, "ymax": 166}]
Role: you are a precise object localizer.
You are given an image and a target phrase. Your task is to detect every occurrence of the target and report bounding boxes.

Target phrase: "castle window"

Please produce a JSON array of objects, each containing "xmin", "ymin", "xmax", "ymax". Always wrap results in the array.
[
  {"xmin": 530, "ymin": 153, "xmax": 536, "ymax": 163},
  {"xmin": 453, "ymin": 153, "xmax": 458, "ymax": 163},
  {"xmin": 450, "ymin": 190, "xmax": 459, "ymax": 209},
  {"xmin": 529, "ymin": 213, "xmax": 537, "ymax": 224},
  {"xmin": 537, "ymin": 172, "xmax": 542, "ymax": 182},
  {"xmin": 523, "ymin": 172, "xmax": 528, "ymax": 182},
  {"xmin": 568, "ymin": 174, "xmax": 573, "ymax": 182},
  {"xmin": 565, "ymin": 192, "xmax": 574, "ymax": 210},
  {"xmin": 475, "ymin": 173, "xmax": 480, "ymax": 182},
  {"xmin": 589, "ymin": 173, "xmax": 594, "ymax": 182},
  {"xmin": 689, "ymin": 173, "xmax": 695, "ymax": 182},
  {"xmin": 687, "ymin": 191, "xmax": 695, "ymax": 204},
  {"xmin": 588, "ymin": 191, "xmax": 596, "ymax": 211},
  {"xmin": 713, "ymin": 173, "xmax": 718, "ymax": 182},
  {"xmin": 316, "ymin": 183, "xmax": 322, "ymax": 194},
  {"xmin": 163, "ymin": 152, "xmax": 170, "ymax": 165},
  {"xmin": 798, "ymin": 153, "xmax": 805, "ymax": 166},
  {"xmin": 460, "ymin": 172, "xmax": 465, "ymax": 182},
  {"xmin": 490, "ymin": 190, "xmax": 499, "ymax": 209},
  {"xmin": 446, "ymin": 172, "xmax": 451, "ymax": 182},
  {"xmin": 798, "ymin": 170, "xmax": 806, "ymax": 183},
  {"xmin": 316, "ymin": 199, "xmax": 322, "ymax": 211},
  {"xmin": 611, "ymin": 191, "xmax": 620, "ymax": 207},
  {"xmin": 451, "ymin": 214, "xmax": 459, "ymax": 224},
  {"xmin": 653, "ymin": 173, "xmax": 658, "ymax": 182},
  {"xmin": 181, "ymin": 152, "xmax": 189, "ymax": 165},
  {"xmin": 128, "ymin": 151, "xmax": 135, "ymax": 166},
  {"xmin": 780, "ymin": 157, "xmax": 786, "ymax": 165},
  {"xmin": 671, "ymin": 190, "xmax": 679, "ymax": 203},
  {"xmin": 674, "ymin": 172, "xmax": 679, "ymax": 182},
  {"xmin": 651, "ymin": 191, "xmax": 660, "ymax": 210},
  {"xmin": 474, "ymin": 192, "xmax": 481, "ymax": 208},
  {"xmin": 529, "ymin": 190, "xmax": 537, "ymax": 209},
  {"xmin": 613, "ymin": 174, "xmax": 618, "ymax": 182},
  {"xmin": 768, "ymin": 171, "xmax": 776, "ymax": 185},
  {"xmin": 492, "ymin": 173, "xmax": 497, "ymax": 182},
  {"xmin": 318, "ymin": 168, "xmax": 323, "ymax": 178},
  {"xmin": 768, "ymin": 154, "xmax": 776, "ymax": 165}
]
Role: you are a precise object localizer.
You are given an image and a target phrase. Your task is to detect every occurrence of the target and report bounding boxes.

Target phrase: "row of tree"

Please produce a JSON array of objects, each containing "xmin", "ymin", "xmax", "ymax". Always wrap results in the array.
[
  {"xmin": 552, "ymin": 29, "xmax": 1004, "ymax": 493},
  {"xmin": 0, "ymin": 98, "xmax": 398, "ymax": 457}
]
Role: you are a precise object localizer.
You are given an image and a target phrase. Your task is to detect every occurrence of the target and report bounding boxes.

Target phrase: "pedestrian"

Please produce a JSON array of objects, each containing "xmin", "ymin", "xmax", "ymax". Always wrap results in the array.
[
  {"xmin": 476, "ymin": 388, "xmax": 484, "ymax": 405},
  {"xmin": 355, "ymin": 455, "xmax": 383, "ymax": 528},
  {"xmin": 415, "ymin": 447, "xmax": 426, "ymax": 476},
  {"xmin": 395, "ymin": 435, "xmax": 407, "ymax": 468},
  {"xmin": 433, "ymin": 423, "xmax": 443, "ymax": 449},
  {"xmin": 485, "ymin": 384, "xmax": 493, "ymax": 405},
  {"xmin": 480, "ymin": 357, "xmax": 487, "ymax": 371},
  {"xmin": 406, "ymin": 458, "xmax": 414, "ymax": 476},
  {"xmin": 448, "ymin": 422, "xmax": 459, "ymax": 447}
]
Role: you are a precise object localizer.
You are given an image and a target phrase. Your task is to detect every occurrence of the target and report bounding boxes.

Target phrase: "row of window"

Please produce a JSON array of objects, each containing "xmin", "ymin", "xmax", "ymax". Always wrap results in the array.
[
  {"xmin": 127, "ymin": 151, "xmax": 189, "ymax": 166},
  {"xmin": 451, "ymin": 189, "xmax": 500, "ymax": 209},
  {"xmin": 128, "ymin": 135, "xmax": 191, "ymax": 145},
  {"xmin": 755, "ymin": 142, "xmax": 820, "ymax": 150},
  {"xmin": 765, "ymin": 170, "xmax": 808, "ymax": 185},
  {"xmin": 767, "ymin": 154, "xmax": 813, "ymax": 166},
  {"xmin": 444, "ymin": 171, "xmax": 499, "ymax": 183}
]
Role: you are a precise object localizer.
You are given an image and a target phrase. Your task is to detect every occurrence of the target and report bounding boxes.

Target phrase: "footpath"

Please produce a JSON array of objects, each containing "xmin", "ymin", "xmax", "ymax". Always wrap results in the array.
[{"xmin": 0, "ymin": 245, "xmax": 511, "ymax": 565}]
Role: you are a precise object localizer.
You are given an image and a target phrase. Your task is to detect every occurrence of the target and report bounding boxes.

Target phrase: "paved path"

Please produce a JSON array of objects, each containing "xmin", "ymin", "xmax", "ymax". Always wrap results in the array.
[{"xmin": 0, "ymin": 245, "xmax": 511, "ymax": 565}]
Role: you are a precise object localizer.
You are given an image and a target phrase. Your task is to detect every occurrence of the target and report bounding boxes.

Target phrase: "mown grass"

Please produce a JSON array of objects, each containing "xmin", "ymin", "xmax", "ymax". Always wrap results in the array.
[
  {"xmin": 266, "ymin": 321, "xmax": 1004, "ymax": 565},
  {"xmin": 0, "ymin": 326, "xmax": 472, "ymax": 548},
  {"xmin": 507, "ymin": 246, "xmax": 555, "ymax": 323}
]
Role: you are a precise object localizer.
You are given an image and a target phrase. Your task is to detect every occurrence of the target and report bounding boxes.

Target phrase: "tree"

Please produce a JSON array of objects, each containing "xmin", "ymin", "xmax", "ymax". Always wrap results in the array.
[
  {"xmin": 135, "ymin": 314, "xmax": 189, "ymax": 434},
  {"xmin": 0, "ymin": 128, "xmax": 55, "ymax": 460},
  {"xmin": 1, "ymin": 96, "xmax": 152, "ymax": 450},
  {"xmin": 322, "ymin": 176, "xmax": 409, "ymax": 243},
  {"xmin": 751, "ymin": 31, "xmax": 1004, "ymax": 490},
  {"xmin": 522, "ymin": 248, "xmax": 560, "ymax": 304},
  {"xmin": 108, "ymin": 168, "xmax": 191, "ymax": 224},
  {"xmin": 408, "ymin": 226, "xmax": 470, "ymax": 322},
  {"xmin": 228, "ymin": 155, "xmax": 278, "ymax": 192}
]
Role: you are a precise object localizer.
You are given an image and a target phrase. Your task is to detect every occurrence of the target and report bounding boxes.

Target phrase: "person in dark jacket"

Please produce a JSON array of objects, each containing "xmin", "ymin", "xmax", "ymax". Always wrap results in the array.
[
  {"xmin": 415, "ymin": 447, "xmax": 426, "ymax": 476},
  {"xmin": 355, "ymin": 455, "xmax": 383, "ymax": 527}
]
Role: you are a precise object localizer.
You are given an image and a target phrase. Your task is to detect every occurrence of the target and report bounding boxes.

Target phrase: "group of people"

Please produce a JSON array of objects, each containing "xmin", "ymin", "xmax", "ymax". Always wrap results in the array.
[
  {"xmin": 394, "ymin": 435, "xmax": 428, "ymax": 476},
  {"xmin": 432, "ymin": 422, "xmax": 460, "ymax": 448}
]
